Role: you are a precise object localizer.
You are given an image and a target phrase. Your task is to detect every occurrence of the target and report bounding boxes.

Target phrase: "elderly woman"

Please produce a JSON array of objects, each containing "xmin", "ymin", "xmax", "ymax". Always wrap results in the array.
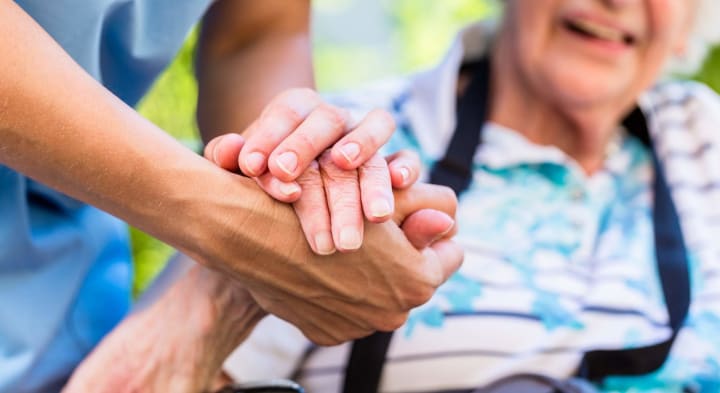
[{"xmin": 222, "ymin": 0, "xmax": 720, "ymax": 392}]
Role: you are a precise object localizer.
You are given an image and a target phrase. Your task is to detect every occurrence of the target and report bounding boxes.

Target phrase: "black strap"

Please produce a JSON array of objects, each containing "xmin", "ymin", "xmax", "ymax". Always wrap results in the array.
[
  {"xmin": 428, "ymin": 58, "xmax": 491, "ymax": 194},
  {"xmin": 342, "ymin": 331, "xmax": 394, "ymax": 393},
  {"xmin": 342, "ymin": 60, "xmax": 690, "ymax": 393},
  {"xmin": 577, "ymin": 108, "xmax": 691, "ymax": 380},
  {"xmin": 342, "ymin": 59, "xmax": 493, "ymax": 393}
]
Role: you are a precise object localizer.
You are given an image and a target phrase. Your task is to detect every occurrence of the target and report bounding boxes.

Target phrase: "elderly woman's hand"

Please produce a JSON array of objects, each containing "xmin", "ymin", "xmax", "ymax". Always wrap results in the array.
[
  {"xmin": 63, "ymin": 263, "xmax": 265, "ymax": 393},
  {"xmin": 203, "ymin": 88, "xmax": 422, "ymax": 254}
]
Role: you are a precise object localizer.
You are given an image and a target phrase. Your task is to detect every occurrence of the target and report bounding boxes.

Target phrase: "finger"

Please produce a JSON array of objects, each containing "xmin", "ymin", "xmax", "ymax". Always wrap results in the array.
[
  {"xmin": 401, "ymin": 209, "xmax": 456, "ymax": 249},
  {"xmin": 257, "ymin": 295, "xmax": 373, "ymax": 347},
  {"xmin": 308, "ymin": 294, "xmax": 408, "ymax": 332},
  {"xmin": 293, "ymin": 161, "xmax": 335, "ymax": 255},
  {"xmin": 203, "ymin": 135, "xmax": 222, "ymax": 161},
  {"xmin": 319, "ymin": 152, "xmax": 363, "ymax": 252},
  {"xmin": 359, "ymin": 153, "xmax": 394, "ymax": 223},
  {"xmin": 267, "ymin": 104, "xmax": 349, "ymax": 182},
  {"xmin": 423, "ymin": 239, "xmax": 464, "ymax": 288},
  {"xmin": 238, "ymin": 88, "xmax": 322, "ymax": 177},
  {"xmin": 386, "ymin": 149, "xmax": 421, "ymax": 189},
  {"xmin": 393, "ymin": 184, "xmax": 458, "ymax": 225},
  {"xmin": 212, "ymin": 133, "xmax": 245, "ymax": 171},
  {"xmin": 330, "ymin": 108, "xmax": 396, "ymax": 170},
  {"xmin": 254, "ymin": 173, "xmax": 302, "ymax": 203}
]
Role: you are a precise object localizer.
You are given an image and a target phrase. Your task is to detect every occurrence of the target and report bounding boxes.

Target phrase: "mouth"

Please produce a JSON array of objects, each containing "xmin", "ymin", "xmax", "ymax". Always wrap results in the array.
[{"xmin": 563, "ymin": 17, "xmax": 636, "ymax": 46}]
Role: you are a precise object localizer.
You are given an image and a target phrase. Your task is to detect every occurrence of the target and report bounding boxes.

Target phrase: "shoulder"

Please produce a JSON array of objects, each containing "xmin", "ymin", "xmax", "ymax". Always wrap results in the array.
[
  {"xmin": 641, "ymin": 81, "xmax": 720, "ymax": 160},
  {"xmin": 643, "ymin": 80, "xmax": 720, "ymax": 137}
]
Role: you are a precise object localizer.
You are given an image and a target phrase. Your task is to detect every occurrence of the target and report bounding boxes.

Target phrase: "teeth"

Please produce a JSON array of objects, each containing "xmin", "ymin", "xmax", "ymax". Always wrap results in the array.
[{"xmin": 571, "ymin": 19, "xmax": 625, "ymax": 43}]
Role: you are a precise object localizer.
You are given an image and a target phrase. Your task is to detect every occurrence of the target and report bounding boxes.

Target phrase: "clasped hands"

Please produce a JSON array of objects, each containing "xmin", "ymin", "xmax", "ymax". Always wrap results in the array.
[
  {"xmin": 205, "ymin": 88, "xmax": 459, "ymax": 255},
  {"xmin": 63, "ymin": 88, "xmax": 463, "ymax": 393},
  {"xmin": 201, "ymin": 88, "xmax": 464, "ymax": 344}
]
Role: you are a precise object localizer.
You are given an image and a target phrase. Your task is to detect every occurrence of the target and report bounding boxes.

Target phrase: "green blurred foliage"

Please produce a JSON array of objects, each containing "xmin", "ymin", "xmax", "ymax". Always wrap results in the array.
[
  {"xmin": 387, "ymin": 0, "xmax": 499, "ymax": 71},
  {"xmin": 132, "ymin": 30, "xmax": 200, "ymax": 296},
  {"xmin": 131, "ymin": 1, "xmax": 720, "ymax": 297},
  {"xmin": 313, "ymin": 0, "xmax": 498, "ymax": 90},
  {"xmin": 695, "ymin": 46, "xmax": 720, "ymax": 91}
]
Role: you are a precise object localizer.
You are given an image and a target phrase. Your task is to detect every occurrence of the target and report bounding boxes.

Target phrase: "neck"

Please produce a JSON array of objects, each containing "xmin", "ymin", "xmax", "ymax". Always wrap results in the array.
[{"xmin": 486, "ymin": 39, "xmax": 629, "ymax": 174}]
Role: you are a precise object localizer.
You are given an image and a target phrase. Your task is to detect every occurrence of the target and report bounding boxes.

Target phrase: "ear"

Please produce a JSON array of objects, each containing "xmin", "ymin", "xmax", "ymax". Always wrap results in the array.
[
  {"xmin": 672, "ymin": 41, "xmax": 687, "ymax": 58},
  {"xmin": 672, "ymin": 3, "xmax": 698, "ymax": 58}
]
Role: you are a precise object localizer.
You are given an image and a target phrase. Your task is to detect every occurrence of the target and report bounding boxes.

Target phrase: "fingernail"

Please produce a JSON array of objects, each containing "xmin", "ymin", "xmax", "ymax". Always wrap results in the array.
[
  {"xmin": 314, "ymin": 232, "xmax": 336, "ymax": 255},
  {"xmin": 370, "ymin": 199, "xmax": 392, "ymax": 218},
  {"xmin": 276, "ymin": 152, "xmax": 298, "ymax": 175},
  {"xmin": 339, "ymin": 227, "xmax": 362, "ymax": 250},
  {"xmin": 339, "ymin": 143, "xmax": 361, "ymax": 164},
  {"xmin": 399, "ymin": 167, "xmax": 410, "ymax": 184},
  {"xmin": 279, "ymin": 182, "xmax": 301, "ymax": 197},
  {"xmin": 432, "ymin": 218, "xmax": 456, "ymax": 243},
  {"xmin": 212, "ymin": 144, "xmax": 220, "ymax": 164},
  {"xmin": 244, "ymin": 152, "xmax": 265, "ymax": 175}
]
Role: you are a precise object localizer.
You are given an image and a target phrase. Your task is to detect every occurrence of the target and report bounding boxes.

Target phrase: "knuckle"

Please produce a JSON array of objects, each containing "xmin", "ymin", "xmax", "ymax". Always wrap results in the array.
[
  {"xmin": 263, "ymin": 101, "xmax": 304, "ymax": 127},
  {"xmin": 323, "ymin": 166, "xmax": 359, "ymax": 185},
  {"xmin": 286, "ymin": 87, "xmax": 318, "ymax": 100},
  {"xmin": 289, "ymin": 132, "xmax": 321, "ymax": 156},
  {"xmin": 309, "ymin": 333, "xmax": 337, "ymax": 347},
  {"xmin": 277, "ymin": 88, "xmax": 320, "ymax": 109},
  {"xmin": 437, "ymin": 185, "xmax": 459, "ymax": 214},
  {"xmin": 374, "ymin": 312, "xmax": 408, "ymax": 332},
  {"xmin": 360, "ymin": 110, "xmax": 395, "ymax": 148},
  {"xmin": 369, "ymin": 108, "xmax": 396, "ymax": 132},
  {"xmin": 403, "ymin": 284, "xmax": 436, "ymax": 309},
  {"xmin": 361, "ymin": 156, "xmax": 389, "ymax": 175},
  {"xmin": 314, "ymin": 325, "xmax": 367, "ymax": 346},
  {"xmin": 317, "ymin": 104, "xmax": 348, "ymax": 132},
  {"xmin": 296, "ymin": 162, "xmax": 323, "ymax": 186},
  {"xmin": 318, "ymin": 150, "xmax": 336, "ymax": 167},
  {"xmin": 402, "ymin": 149, "xmax": 421, "ymax": 166}
]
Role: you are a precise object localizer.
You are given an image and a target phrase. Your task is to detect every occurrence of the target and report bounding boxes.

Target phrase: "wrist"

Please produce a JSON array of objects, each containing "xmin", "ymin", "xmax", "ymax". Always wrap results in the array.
[
  {"xmin": 168, "ymin": 162, "xmax": 306, "ymax": 284},
  {"xmin": 64, "ymin": 263, "xmax": 265, "ymax": 393},
  {"xmin": 170, "ymin": 265, "xmax": 267, "ymax": 368}
]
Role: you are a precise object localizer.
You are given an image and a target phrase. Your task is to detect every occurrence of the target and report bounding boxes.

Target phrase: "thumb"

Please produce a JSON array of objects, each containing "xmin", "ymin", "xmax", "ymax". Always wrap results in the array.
[
  {"xmin": 203, "ymin": 133, "xmax": 245, "ymax": 172},
  {"xmin": 422, "ymin": 239, "xmax": 464, "ymax": 288},
  {"xmin": 393, "ymin": 183, "xmax": 457, "ymax": 225},
  {"xmin": 401, "ymin": 209, "xmax": 456, "ymax": 249}
]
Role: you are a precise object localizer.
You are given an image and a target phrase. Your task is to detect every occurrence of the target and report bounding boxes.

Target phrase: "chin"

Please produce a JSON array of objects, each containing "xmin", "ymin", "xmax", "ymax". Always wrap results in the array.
[{"xmin": 541, "ymin": 68, "xmax": 634, "ymax": 111}]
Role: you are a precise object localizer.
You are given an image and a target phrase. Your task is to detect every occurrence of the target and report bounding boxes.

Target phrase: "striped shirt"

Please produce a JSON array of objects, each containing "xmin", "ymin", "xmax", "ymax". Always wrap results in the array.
[{"xmin": 224, "ymin": 23, "xmax": 720, "ymax": 393}]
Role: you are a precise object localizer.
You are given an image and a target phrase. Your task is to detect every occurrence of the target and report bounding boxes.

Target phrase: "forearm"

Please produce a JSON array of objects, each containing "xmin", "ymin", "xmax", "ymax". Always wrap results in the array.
[
  {"xmin": 0, "ymin": 1, "xmax": 266, "ymax": 256},
  {"xmin": 64, "ymin": 264, "xmax": 266, "ymax": 393},
  {"xmin": 195, "ymin": 0, "xmax": 313, "ymax": 141}
]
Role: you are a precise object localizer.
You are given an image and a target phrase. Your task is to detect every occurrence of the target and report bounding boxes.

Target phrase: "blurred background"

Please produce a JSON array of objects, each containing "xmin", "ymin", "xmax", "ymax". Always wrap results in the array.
[{"xmin": 132, "ymin": 0, "xmax": 720, "ymax": 296}]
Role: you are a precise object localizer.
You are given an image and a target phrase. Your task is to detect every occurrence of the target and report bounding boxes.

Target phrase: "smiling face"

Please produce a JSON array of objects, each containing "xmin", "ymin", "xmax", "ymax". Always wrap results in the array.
[{"xmin": 497, "ymin": 0, "xmax": 696, "ymax": 112}]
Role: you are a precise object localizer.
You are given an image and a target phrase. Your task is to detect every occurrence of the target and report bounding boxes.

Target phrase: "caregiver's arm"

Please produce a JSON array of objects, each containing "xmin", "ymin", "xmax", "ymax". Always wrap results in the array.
[
  {"xmin": 0, "ymin": 0, "xmax": 463, "ymax": 345},
  {"xmin": 0, "ymin": 0, "xmax": 226, "ymax": 250}
]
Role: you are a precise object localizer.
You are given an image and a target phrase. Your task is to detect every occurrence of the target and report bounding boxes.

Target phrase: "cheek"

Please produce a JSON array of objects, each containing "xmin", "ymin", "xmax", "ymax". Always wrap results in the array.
[
  {"xmin": 647, "ymin": 0, "xmax": 692, "ymax": 54},
  {"xmin": 635, "ymin": 1, "xmax": 688, "ymax": 84}
]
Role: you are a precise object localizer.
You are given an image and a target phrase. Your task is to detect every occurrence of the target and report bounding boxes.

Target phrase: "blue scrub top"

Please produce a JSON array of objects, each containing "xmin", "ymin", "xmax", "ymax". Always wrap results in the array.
[{"xmin": 1, "ymin": 1, "xmax": 212, "ymax": 391}]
